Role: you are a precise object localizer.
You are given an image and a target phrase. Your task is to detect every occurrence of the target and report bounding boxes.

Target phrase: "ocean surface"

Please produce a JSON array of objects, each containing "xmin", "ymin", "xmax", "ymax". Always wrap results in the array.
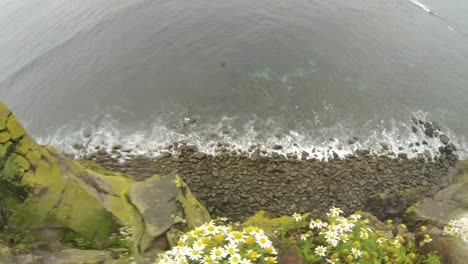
[{"xmin": 1, "ymin": 0, "xmax": 467, "ymax": 159}]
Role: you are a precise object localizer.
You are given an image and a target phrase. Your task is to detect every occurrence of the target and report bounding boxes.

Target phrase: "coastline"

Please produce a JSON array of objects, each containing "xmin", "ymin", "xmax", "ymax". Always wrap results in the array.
[{"xmin": 86, "ymin": 144, "xmax": 459, "ymax": 221}]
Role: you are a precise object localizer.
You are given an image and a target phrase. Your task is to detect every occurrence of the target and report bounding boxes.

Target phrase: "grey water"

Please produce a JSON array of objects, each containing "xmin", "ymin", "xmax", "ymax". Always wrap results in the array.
[{"xmin": 0, "ymin": 0, "xmax": 467, "ymax": 158}]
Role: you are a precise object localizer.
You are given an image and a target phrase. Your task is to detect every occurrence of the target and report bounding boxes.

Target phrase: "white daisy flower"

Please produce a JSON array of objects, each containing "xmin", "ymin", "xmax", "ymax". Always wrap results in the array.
[
  {"xmin": 292, "ymin": 213, "xmax": 302, "ymax": 222},
  {"xmin": 327, "ymin": 206, "xmax": 343, "ymax": 218},
  {"xmin": 255, "ymin": 234, "xmax": 272, "ymax": 249},
  {"xmin": 300, "ymin": 234, "xmax": 310, "ymax": 241},
  {"xmin": 188, "ymin": 248, "xmax": 203, "ymax": 261},
  {"xmin": 225, "ymin": 243, "xmax": 239, "ymax": 255},
  {"xmin": 377, "ymin": 237, "xmax": 386, "ymax": 244},
  {"xmin": 314, "ymin": 245, "xmax": 327, "ymax": 257},
  {"xmin": 351, "ymin": 248, "xmax": 362, "ymax": 258},
  {"xmin": 210, "ymin": 247, "xmax": 227, "ymax": 260},
  {"xmin": 229, "ymin": 253, "xmax": 242, "ymax": 264},
  {"xmin": 350, "ymin": 213, "xmax": 362, "ymax": 222}
]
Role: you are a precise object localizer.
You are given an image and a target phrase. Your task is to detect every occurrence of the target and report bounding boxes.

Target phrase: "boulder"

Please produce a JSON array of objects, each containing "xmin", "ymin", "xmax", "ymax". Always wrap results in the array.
[
  {"xmin": 409, "ymin": 161, "xmax": 468, "ymax": 227},
  {"xmin": 6, "ymin": 116, "xmax": 26, "ymax": 141}
]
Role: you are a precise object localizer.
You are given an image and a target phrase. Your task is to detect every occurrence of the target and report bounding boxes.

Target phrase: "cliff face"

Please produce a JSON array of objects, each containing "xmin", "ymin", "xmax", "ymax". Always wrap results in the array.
[{"xmin": 0, "ymin": 101, "xmax": 210, "ymax": 253}]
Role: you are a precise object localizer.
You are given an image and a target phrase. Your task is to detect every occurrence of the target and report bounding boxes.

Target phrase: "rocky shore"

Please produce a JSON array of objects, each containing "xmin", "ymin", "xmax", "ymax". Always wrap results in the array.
[{"xmin": 87, "ymin": 142, "xmax": 459, "ymax": 221}]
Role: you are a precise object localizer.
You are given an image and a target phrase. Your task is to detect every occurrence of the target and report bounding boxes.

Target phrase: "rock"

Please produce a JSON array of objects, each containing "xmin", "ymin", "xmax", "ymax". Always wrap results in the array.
[
  {"xmin": 419, "ymin": 235, "xmax": 468, "ymax": 264},
  {"xmin": 194, "ymin": 152, "xmax": 207, "ymax": 159},
  {"xmin": 432, "ymin": 121, "xmax": 441, "ymax": 131},
  {"xmin": 434, "ymin": 131, "xmax": 439, "ymax": 137},
  {"xmin": 440, "ymin": 134, "xmax": 450, "ymax": 145},
  {"xmin": 348, "ymin": 138, "xmax": 356, "ymax": 145},
  {"xmin": 250, "ymin": 148, "xmax": 261, "ymax": 161},
  {"xmin": 72, "ymin": 143, "xmax": 84, "ymax": 150},
  {"xmin": 411, "ymin": 125, "xmax": 418, "ymax": 133},
  {"xmin": 411, "ymin": 117, "xmax": 419, "ymax": 125},
  {"xmin": 0, "ymin": 116, "xmax": 7, "ymax": 130},
  {"xmin": 424, "ymin": 122, "xmax": 433, "ymax": 129},
  {"xmin": 381, "ymin": 143, "xmax": 390, "ymax": 151},
  {"xmin": 425, "ymin": 127, "xmax": 435, "ymax": 138},
  {"xmin": 128, "ymin": 174, "xmax": 179, "ymax": 250},
  {"xmin": 0, "ymin": 131, "xmax": 10, "ymax": 143},
  {"xmin": 6, "ymin": 116, "xmax": 26, "ymax": 141},
  {"xmin": 272, "ymin": 144, "xmax": 283, "ymax": 150},
  {"xmin": 423, "ymin": 150, "xmax": 432, "ymax": 160},
  {"xmin": 36, "ymin": 249, "xmax": 114, "ymax": 264},
  {"xmin": 398, "ymin": 153, "xmax": 408, "ymax": 159},
  {"xmin": 410, "ymin": 161, "xmax": 468, "ymax": 226}
]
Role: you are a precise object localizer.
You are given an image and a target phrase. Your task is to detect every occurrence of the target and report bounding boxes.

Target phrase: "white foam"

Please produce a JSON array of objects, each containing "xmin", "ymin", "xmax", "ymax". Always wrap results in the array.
[
  {"xmin": 34, "ymin": 109, "xmax": 468, "ymax": 162},
  {"xmin": 409, "ymin": 0, "xmax": 432, "ymax": 13}
]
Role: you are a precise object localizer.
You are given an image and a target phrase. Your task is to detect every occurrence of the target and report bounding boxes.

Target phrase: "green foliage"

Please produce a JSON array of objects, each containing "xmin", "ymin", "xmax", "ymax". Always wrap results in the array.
[
  {"xmin": 280, "ymin": 208, "xmax": 429, "ymax": 264},
  {"xmin": 0, "ymin": 228, "xmax": 36, "ymax": 254},
  {"xmin": 60, "ymin": 229, "xmax": 94, "ymax": 249},
  {"xmin": 419, "ymin": 252, "xmax": 441, "ymax": 264}
]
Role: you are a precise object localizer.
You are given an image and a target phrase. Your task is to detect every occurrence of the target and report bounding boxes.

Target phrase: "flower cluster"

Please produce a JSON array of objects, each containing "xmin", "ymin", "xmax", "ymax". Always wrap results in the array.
[
  {"xmin": 289, "ymin": 207, "xmax": 425, "ymax": 263},
  {"xmin": 443, "ymin": 217, "xmax": 468, "ymax": 243},
  {"xmin": 156, "ymin": 220, "xmax": 278, "ymax": 264}
]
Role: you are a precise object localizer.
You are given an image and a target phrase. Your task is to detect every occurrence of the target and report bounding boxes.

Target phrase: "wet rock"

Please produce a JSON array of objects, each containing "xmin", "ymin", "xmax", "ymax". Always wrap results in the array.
[
  {"xmin": 272, "ymin": 144, "xmax": 283, "ymax": 150},
  {"xmin": 423, "ymin": 150, "xmax": 432, "ymax": 160},
  {"xmin": 348, "ymin": 138, "xmax": 357, "ymax": 145},
  {"xmin": 434, "ymin": 131, "xmax": 439, "ymax": 137},
  {"xmin": 422, "ymin": 140, "xmax": 428, "ymax": 145},
  {"xmin": 398, "ymin": 153, "xmax": 408, "ymax": 159},
  {"xmin": 250, "ymin": 148, "xmax": 261, "ymax": 161},
  {"xmin": 424, "ymin": 122, "xmax": 433, "ymax": 129},
  {"xmin": 194, "ymin": 152, "xmax": 207, "ymax": 159},
  {"xmin": 440, "ymin": 134, "xmax": 450, "ymax": 145},
  {"xmin": 411, "ymin": 117, "xmax": 419, "ymax": 125},
  {"xmin": 72, "ymin": 143, "xmax": 84, "ymax": 150},
  {"xmin": 424, "ymin": 127, "xmax": 435, "ymax": 138},
  {"xmin": 97, "ymin": 149, "xmax": 107, "ymax": 155},
  {"xmin": 411, "ymin": 125, "xmax": 418, "ymax": 133},
  {"xmin": 381, "ymin": 143, "xmax": 390, "ymax": 151}
]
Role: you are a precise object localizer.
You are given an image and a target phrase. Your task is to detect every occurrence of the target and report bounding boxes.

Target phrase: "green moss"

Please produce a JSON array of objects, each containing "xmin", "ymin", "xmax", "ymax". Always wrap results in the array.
[
  {"xmin": 0, "ymin": 131, "xmax": 10, "ymax": 144},
  {"xmin": 0, "ymin": 116, "xmax": 7, "ymax": 130},
  {"xmin": 242, "ymin": 210, "xmax": 296, "ymax": 235},
  {"xmin": 0, "ymin": 102, "xmax": 10, "ymax": 118},
  {"xmin": 6, "ymin": 116, "xmax": 25, "ymax": 141},
  {"xmin": 403, "ymin": 202, "xmax": 429, "ymax": 229},
  {"xmin": 0, "ymin": 153, "xmax": 30, "ymax": 182},
  {"xmin": 77, "ymin": 160, "xmax": 121, "ymax": 176},
  {"xmin": 175, "ymin": 176, "xmax": 211, "ymax": 229},
  {"xmin": 15, "ymin": 135, "xmax": 39, "ymax": 156},
  {"xmin": 0, "ymin": 141, "xmax": 12, "ymax": 165}
]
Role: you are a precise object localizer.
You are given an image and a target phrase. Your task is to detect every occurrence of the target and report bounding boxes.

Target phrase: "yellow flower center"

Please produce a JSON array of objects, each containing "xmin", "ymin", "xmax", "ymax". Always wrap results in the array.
[{"xmin": 249, "ymin": 251, "xmax": 258, "ymax": 260}]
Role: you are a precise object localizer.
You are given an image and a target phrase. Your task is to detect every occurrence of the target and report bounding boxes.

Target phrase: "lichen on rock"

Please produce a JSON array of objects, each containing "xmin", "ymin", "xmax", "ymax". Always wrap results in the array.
[{"xmin": 6, "ymin": 116, "xmax": 25, "ymax": 141}]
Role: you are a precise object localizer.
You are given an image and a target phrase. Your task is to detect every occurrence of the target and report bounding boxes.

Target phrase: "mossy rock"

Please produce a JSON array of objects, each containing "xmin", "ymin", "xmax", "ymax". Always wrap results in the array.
[
  {"xmin": 6, "ymin": 116, "xmax": 26, "ymax": 141},
  {"xmin": 11, "ymin": 152, "xmax": 120, "ymax": 246},
  {"xmin": 0, "ymin": 153, "xmax": 30, "ymax": 182},
  {"xmin": 0, "ymin": 102, "xmax": 10, "ymax": 118},
  {"xmin": 0, "ymin": 141, "xmax": 12, "ymax": 165},
  {"xmin": 242, "ymin": 210, "xmax": 295, "ymax": 235},
  {"xmin": 0, "ymin": 116, "xmax": 7, "ymax": 130},
  {"xmin": 77, "ymin": 160, "xmax": 121, "ymax": 176},
  {"xmin": 0, "ymin": 131, "xmax": 10, "ymax": 144},
  {"xmin": 15, "ymin": 135, "xmax": 40, "ymax": 156},
  {"xmin": 175, "ymin": 176, "xmax": 211, "ymax": 230}
]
